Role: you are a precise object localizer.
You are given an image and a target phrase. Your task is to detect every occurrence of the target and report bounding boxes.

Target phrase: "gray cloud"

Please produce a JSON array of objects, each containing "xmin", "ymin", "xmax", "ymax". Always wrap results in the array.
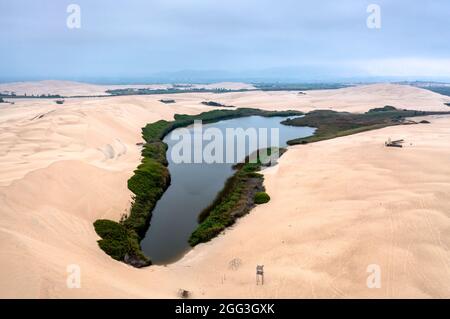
[{"xmin": 1, "ymin": 0, "xmax": 449, "ymax": 81}]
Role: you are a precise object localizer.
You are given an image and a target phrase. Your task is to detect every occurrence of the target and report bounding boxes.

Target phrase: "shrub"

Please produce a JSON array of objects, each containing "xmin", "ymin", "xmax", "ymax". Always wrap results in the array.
[
  {"xmin": 141, "ymin": 142, "xmax": 168, "ymax": 165},
  {"xmin": 254, "ymin": 192, "xmax": 270, "ymax": 204},
  {"xmin": 367, "ymin": 105, "xmax": 397, "ymax": 113},
  {"xmin": 142, "ymin": 120, "xmax": 171, "ymax": 142},
  {"xmin": 94, "ymin": 220, "xmax": 130, "ymax": 260},
  {"xmin": 127, "ymin": 161, "xmax": 168, "ymax": 197},
  {"xmin": 94, "ymin": 219, "xmax": 150, "ymax": 265}
]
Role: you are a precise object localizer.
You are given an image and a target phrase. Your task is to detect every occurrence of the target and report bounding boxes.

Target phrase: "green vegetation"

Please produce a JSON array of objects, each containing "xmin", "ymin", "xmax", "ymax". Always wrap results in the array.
[
  {"xmin": 105, "ymin": 87, "xmax": 252, "ymax": 96},
  {"xmin": 254, "ymin": 192, "xmax": 270, "ymax": 204},
  {"xmin": 201, "ymin": 101, "xmax": 224, "ymax": 107},
  {"xmin": 201, "ymin": 101, "xmax": 234, "ymax": 107},
  {"xmin": 104, "ymin": 83, "xmax": 354, "ymax": 96},
  {"xmin": 94, "ymin": 118, "xmax": 172, "ymax": 267},
  {"xmin": 141, "ymin": 142, "xmax": 168, "ymax": 166},
  {"xmin": 253, "ymin": 83, "xmax": 351, "ymax": 91},
  {"xmin": 159, "ymin": 99, "xmax": 176, "ymax": 104},
  {"xmin": 367, "ymin": 105, "xmax": 397, "ymax": 113},
  {"xmin": 94, "ymin": 108, "xmax": 302, "ymax": 266},
  {"xmin": 419, "ymin": 86, "xmax": 450, "ymax": 97},
  {"xmin": 94, "ymin": 220, "xmax": 129, "ymax": 260},
  {"xmin": 173, "ymin": 108, "xmax": 302, "ymax": 124},
  {"xmin": 283, "ymin": 107, "xmax": 450, "ymax": 145},
  {"xmin": 93, "ymin": 219, "xmax": 147, "ymax": 264},
  {"xmin": 0, "ymin": 93, "xmax": 63, "ymax": 99},
  {"xmin": 189, "ymin": 148, "xmax": 282, "ymax": 246},
  {"xmin": 142, "ymin": 120, "xmax": 171, "ymax": 141}
]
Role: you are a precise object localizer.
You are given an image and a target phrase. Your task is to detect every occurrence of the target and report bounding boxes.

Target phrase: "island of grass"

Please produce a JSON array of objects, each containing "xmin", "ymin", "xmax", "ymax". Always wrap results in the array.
[
  {"xmin": 189, "ymin": 148, "xmax": 282, "ymax": 246},
  {"xmin": 159, "ymin": 99, "xmax": 176, "ymax": 104},
  {"xmin": 94, "ymin": 108, "xmax": 302, "ymax": 267},
  {"xmin": 283, "ymin": 107, "xmax": 450, "ymax": 145},
  {"xmin": 201, "ymin": 101, "xmax": 234, "ymax": 107}
]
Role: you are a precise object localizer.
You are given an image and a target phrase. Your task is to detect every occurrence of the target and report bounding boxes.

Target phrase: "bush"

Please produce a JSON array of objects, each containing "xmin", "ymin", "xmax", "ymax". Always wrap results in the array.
[
  {"xmin": 141, "ymin": 142, "xmax": 168, "ymax": 165},
  {"xmin": 94, "ymin": 220, "xmax": 130, "ymax": 260},
  {"xmin": 127, "ymin": 160, "xmax": 168, "ymax": 197},
  {"xmin": 254, "ymin": 192, "xmax": 270, "ymax": 204},
  {"xmin": 142, "ymin": 120, "xmax": 171, "ymax": 142},
  {"xmin": 367, "ymin": 105, "xmax": 397, "ymax": 113},
  {"xmin": 94, "ymin": 219, "xmax": 151, "ymax": 265}
]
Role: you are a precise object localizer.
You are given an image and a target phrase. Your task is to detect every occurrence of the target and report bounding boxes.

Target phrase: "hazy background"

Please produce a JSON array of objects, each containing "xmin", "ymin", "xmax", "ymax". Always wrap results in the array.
[{"xmin": 1, "ymin": 0, "xmax": 449, "ymax": 83}]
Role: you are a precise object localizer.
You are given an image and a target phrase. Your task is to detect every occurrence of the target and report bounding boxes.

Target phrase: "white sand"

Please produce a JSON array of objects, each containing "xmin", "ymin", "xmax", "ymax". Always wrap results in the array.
[{"xmin": 0, "ymin": 82, "xmax": 449, "ymax": 298}]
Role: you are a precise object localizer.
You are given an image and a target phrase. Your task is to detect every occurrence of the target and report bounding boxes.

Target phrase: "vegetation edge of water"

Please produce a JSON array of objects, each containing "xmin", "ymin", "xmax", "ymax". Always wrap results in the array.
[
  {"xmin": 94, "ymin": 106, "xmax": 450, "ymax": 266},
  {"xmin": 93, "ymin": 108, "xmax": 302, "ymax": 267},
  {"xmin": 189, "ymin": 148, "xmax": 284, "ymax": 246}
]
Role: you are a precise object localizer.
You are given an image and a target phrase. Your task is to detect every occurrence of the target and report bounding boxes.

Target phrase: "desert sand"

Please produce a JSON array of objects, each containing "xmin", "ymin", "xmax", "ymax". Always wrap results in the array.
[
  {"xmin": 0, "ymin": 80, "xmax": 256, "ymax": 97},
  {"xmin": 0, "ymin": 82, "xmax": 449, "ymax": 298}
]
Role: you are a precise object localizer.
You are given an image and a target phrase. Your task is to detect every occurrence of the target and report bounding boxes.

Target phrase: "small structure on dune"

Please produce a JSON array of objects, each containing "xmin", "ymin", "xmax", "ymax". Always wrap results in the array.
[
  {"xmin": 55, "ymin": 99, "xmax": 65, "ymax": 105},
  {"xmin": 256, "ymin": 265, "xmax": 264, "ymax": 285},
  {"xmin": 178, "ymin": 289, "xmax": 190, "ymax": 299},
  {"xmin": 385, "ymin": 138, "xmax": 404, "ymax": 148},
  {"xmin": 159, "ymin": 99, "xmax": 176, "ymax": 104}
]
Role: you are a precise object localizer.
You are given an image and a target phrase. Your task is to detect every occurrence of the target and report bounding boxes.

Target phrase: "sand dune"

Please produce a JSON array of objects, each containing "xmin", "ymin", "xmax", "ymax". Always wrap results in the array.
[
  {"xmin": 202, "ymin": 83, "xmax": 450, "ymax": 113},
  {"xmin": 0, "ymin": 83, "xmax": 449, "ymax": 298},
  {"xmin": 0, "ymin": 80, "xmax": 256, "ymax": 97},
  {"xmin": 0, "ymin": 95, "xmax": 211, "ymax": 186}
]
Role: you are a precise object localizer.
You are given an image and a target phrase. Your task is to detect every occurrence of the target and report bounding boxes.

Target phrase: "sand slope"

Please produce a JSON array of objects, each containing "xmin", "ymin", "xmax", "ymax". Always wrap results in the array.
[{"xmin": 0, "ymin": 83, "xmax": 449, "ymax": 298}]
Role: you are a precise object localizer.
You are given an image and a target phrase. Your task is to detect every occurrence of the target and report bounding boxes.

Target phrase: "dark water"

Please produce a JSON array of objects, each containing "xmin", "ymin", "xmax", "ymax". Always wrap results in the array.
[{"xmin": 140, "ymin": 116, "xmax": 314, "ymax": 264}]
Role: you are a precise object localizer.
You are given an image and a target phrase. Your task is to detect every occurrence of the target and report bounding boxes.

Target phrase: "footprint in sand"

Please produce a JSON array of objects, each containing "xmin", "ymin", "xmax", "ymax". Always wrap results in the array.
[{"xmin": 97, "ymin": 139, "xmax": 127, "ymax": 160}]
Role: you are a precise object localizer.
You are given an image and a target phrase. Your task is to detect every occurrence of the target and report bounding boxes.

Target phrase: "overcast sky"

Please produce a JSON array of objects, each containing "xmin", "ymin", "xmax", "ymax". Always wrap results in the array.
[{"xmin": 1, "ymin": 0, "xmax": 450, "ymax": 82}]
